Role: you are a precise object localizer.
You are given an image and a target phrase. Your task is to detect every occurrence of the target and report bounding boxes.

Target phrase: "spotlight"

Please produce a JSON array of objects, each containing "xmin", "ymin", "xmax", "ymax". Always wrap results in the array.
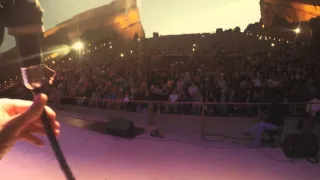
[
  {"xmin": 294, "ymin": 28, "xmax": 300, "ymax": 34},
  {"xmin": 71, "ymin": 41, "xmax": 84, "ymax": 50}
]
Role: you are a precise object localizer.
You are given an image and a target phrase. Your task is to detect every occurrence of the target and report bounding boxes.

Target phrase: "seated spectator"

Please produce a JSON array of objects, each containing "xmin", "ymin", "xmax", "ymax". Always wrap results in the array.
[
  {"xmin": 243, "ymin": 96, "xmax": 284, "ymax": 147},
  {"xmin": 188, "ymin": 82, "xmax": 198, "ymax": 100},
  {"xmin": 166, "ymin": 89, "xmax": 179, "ymax": 113},
  {"xmin": 302, "ymin": 94, "xmax": 320, "ymax": 132}
]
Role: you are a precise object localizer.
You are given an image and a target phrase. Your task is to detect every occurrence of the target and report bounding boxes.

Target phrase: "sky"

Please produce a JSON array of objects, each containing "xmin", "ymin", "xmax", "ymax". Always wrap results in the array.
[{"xmin": 0, "ymin": 0, "xmax": 261, "ymax": 52}]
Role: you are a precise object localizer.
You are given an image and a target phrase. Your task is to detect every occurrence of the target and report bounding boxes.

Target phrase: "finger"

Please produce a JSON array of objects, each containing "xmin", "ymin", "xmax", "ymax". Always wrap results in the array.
[
  {"xmin": 8, "ymin": 94, "xmax": 47, "ymax": 135},
  {"xmin": 19, "ymin": 133, "xmax": 44, "ymax": 147},
  {"xmin": 32, "ymin": 118, "xmax": 60, "ymax": 132},
  {"xmin": 27, "ymin": 124, "xmax": 60, "ymax": 136},
  {"xmin": 11, "ymin": 94, "xmax": 48, "ymax": 115},
  {"xmin": 32, "ymin": 110, "xmax": 58, "ymax": 128}
]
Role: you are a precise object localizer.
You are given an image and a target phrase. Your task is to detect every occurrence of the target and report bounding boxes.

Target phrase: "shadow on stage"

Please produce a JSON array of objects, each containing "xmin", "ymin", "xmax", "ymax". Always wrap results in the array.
[{"xmin": 60, "ymin": 116, "xmax": 145, "ymax": 139}]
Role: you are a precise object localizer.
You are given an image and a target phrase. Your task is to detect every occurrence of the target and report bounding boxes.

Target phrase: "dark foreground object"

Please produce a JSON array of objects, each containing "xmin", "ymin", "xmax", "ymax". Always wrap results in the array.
[
  {"xmin": 150, "ymin": 128, "xmax": 165, "ymax": 138},
  {"xmin": 104, "ymin": 117, "xmax": 136, "ymax": 138},
  {"xmin": 61, "ymin": 116, "xmax": 145, "ymax": 138},
  {"xmin": 282, "ymin": 133, "xmax": 319, "ymax": 163}
]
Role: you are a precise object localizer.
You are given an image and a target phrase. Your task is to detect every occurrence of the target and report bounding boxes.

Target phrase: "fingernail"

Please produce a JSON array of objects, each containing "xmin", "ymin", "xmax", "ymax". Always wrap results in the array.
[{"xmin": 55, "ymin": 130, "xmax": 60, "ymax": 135}]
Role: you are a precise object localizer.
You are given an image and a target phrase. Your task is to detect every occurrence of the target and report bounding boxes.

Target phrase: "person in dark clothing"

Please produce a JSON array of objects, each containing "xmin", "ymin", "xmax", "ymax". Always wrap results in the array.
[
  {"xmin": 265, "ymin": 97, "xmax": 285, "ymax": 127},
  {"xmin": 243, "ymin": 96, "xmax": 283, "ymax": 148}
]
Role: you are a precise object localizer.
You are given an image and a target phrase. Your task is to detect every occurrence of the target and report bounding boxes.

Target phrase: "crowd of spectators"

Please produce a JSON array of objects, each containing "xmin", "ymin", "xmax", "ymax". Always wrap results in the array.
[{"xmin": 1, "ymin": 28, "xmax": 318, "ymax": 116}]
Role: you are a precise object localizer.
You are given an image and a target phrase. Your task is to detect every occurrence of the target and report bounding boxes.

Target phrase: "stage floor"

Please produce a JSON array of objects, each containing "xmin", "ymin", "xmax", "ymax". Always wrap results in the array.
[{"xmin": 1, "ymin": 112, "xmax": 320, "ymax": 180}]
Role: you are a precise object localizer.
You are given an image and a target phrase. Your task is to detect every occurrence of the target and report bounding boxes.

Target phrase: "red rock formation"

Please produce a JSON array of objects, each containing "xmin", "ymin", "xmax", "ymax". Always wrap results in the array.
[
  {"xmin": 44, "ymin": 0, "xmax": 145, "ymax": 44},
  {"xmin": 261, "ymin": 0, "xmax": 320, "ymax": 26},
  {"xmin": 0, "ymin": 0, "xmax": 145, "ymax": 80}
]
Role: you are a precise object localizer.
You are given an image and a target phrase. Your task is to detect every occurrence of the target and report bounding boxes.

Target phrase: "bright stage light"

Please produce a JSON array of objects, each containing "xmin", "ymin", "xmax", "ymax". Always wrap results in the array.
[
  {"xmin": 71, "ymin": 41, "xmax": 84, "ymax": 50},
  {"xmin": 294, "ymin": 28, "xmax": 300, "ymax": 34}
]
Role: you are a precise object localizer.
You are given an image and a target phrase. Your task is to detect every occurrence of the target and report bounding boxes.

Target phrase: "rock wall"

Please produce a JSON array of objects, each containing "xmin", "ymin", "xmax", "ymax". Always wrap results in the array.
[
  {"xmin": 261, "ymin": 0, "xmax": 320, "ymax": 26},
  {"xmin": 0, "ymin": 0, "xmax": 145, "ymax": 81},
  {"xmin": 44, "ymin": 0, "xmax": 145, "ymax": 43}
]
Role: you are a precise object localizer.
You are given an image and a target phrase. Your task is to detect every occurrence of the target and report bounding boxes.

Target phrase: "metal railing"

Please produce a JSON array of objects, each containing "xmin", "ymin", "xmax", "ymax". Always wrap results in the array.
[
  {"xmin": 56, "ymin": 96, "xmax": 320, "ymax": 143},
  {"xmin": 57, "ymin": 96, "xmax": 311, "ymax": 119}
]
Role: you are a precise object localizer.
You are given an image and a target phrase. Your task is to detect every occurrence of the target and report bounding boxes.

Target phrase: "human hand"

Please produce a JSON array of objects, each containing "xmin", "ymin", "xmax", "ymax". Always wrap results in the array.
[{"xmin": 0, "ymin": 94, "xmax": 60, "ymax": 159}]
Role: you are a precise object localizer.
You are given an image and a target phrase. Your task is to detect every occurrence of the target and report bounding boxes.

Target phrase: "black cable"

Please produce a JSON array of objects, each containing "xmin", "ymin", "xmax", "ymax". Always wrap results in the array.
[
  {"xmin": 1, "ymin": 0, "xmax": 76, "ymax": 176},
  {"xmin": 34, "ymin": 91, "xmax": 75, "ymax": 180}
]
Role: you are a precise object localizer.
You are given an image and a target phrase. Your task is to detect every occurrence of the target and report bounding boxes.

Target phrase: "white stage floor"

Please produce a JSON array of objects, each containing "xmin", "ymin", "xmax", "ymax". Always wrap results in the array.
[{"xmin": 1, "ymin": 111, "xmax": 320, "ymax": 180}]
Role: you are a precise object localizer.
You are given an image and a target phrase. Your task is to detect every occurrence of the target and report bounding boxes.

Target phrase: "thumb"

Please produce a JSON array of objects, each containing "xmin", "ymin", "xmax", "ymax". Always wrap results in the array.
[{"xmin": 11, "ymin": 94, "xmax": 48, "ymax": 135}]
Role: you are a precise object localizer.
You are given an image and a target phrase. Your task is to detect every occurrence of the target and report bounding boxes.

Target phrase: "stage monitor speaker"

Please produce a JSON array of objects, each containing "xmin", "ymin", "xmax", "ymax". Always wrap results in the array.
[
  {"xmin": 105, "ymin": 117, "xmax": 135, "ymax": 138},
  {"xmin": 282, "ymin": 133, "xmax": 319, "ymax": 159}
]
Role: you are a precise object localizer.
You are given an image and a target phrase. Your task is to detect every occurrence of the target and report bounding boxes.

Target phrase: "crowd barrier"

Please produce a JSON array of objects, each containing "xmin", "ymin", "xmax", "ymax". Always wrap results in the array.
[
  {"xmin": 57, "ymin": 96, "xmax": 320, "ymax": 144},
  {"xmin": 58, "ymin": 96, "xmax": 310, "ymax": 118}
]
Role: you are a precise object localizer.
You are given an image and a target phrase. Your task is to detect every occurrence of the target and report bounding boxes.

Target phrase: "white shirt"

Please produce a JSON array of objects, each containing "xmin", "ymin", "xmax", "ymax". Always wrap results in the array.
[
  {"xmin": 306, "ymin": 98, "xmax": 320, "ymax": 116},
  {"xmin": 188, "ymin": 86, "xmax": 198, "ymax": 96},
  {"xmin": 124, "ymin": 97, "xmax": 129, "ymax": 102},
  {"xmin": 169, "ymin": 94, "xmax": 179, "ymax": 102}
]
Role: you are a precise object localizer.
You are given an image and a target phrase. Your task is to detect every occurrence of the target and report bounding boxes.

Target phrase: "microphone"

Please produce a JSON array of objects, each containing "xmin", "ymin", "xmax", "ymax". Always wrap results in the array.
[{"xmin": 2, "ymin": 1, "xmax": 75, "ymax": 179}]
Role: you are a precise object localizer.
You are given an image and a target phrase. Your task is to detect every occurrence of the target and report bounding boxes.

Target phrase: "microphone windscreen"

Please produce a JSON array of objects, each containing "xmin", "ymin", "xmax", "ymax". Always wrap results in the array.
[{"xmin": 15, "ymin": 33, "xmax": 43, "ymax": 67}]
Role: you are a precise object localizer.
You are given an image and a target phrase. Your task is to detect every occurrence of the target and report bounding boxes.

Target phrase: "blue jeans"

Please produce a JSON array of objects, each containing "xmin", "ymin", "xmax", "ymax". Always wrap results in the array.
[{"xmin": 247, "ymin": 121, "xmax": 279, "ymax": 147}]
